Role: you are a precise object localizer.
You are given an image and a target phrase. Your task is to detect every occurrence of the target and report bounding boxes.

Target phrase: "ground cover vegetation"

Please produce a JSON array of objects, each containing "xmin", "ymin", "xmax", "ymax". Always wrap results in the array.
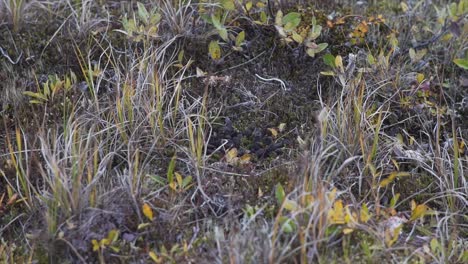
[{"xmin": 0, "ymin": 0, "xmax": 467, "ymax": 263}]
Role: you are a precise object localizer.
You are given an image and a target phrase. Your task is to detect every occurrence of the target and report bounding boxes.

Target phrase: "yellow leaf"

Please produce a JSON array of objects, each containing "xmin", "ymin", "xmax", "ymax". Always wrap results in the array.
[
  {"xmin": 208, "ymin": 41, "xmax": 222, "ymax": 60},
  {"xmin": 226, "ymin": 148, "xmax": 238, "ymax": 164},
  {"xmin": 92, "ymin": 239, "xmax": 100, "ymax": 251},
  {"xmin": 335, "ymin": 55, "xmax": 344, "ymax": 72},
  {"xmin": 328, "ymin": 200, "xmax": 345, "ymax": 224},
  {"xmin": 106, "ymin": 229, "xmax": 119, "ymax": 243},
  {"xmin": 169, "ymin": 181, "xmax": 177, "ymax": 191},
  {"xmin": 379, "ymin": 172, "xmax": 410, "ymax": 187},
  {"xmin": 245, "ymin": 2, "xmax": 253, "ymax": 11},
  {"xmin": 142, "ymin": 203, "xmax": 154, "ymax": 221},
  {"xmin": 268, "ymin": 128, "xmax": 278, "ymax": 138},
  {"xmin": 149, "ymin": 251, "xmax": 162, "ymax": 263},
  {"xmin": 410, "ymin": 200, "xmax": 416, "ymax": 211},
  {"xmin": 379, "ymin": 177, "xmax": 393, "ymax": 188},
  {"xmin": 239, "ymin": 153, "xmax": 251, "ymax": 164},
  {"xmin": 343, "ymin": 228, "xmax": 354, "ymax": 234},
  {"xmin": 401, "ymin": 2, "xmax": 409, "ymax": 13},
  {"xmin": 409, "ymin": 204, "xmax": 429, "ymax": 221},
  {"xmin": 101, "ymin": 238, "xmax": 110, "ymax": 246},
  {"xmin": 175, "ymin": 172, "xmax": 183, "ymax": 186},
  {"xmin": 360, "ymin": 203, "xmax": 371, "ymax": 223},
  {"xmin": 417, "ymin": 73, "xmax": 425, "ymax": 83},
  {"xmin": 137, "ymin": 223, "xmax": 151, "ymax": 230},
  {"xmin": 305, "ymin": 194, "xmax": 314, "ymax": 205}
]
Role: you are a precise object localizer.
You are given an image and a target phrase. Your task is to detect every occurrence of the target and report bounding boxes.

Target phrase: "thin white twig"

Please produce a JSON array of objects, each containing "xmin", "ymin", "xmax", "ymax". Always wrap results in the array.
[
  {"xmin": 255, "ymin": 73, "xmax": 288, "ymax": 91},
  {"xmin": 0, "ymin": 46, "xmax": 22, "ymax": 64}
]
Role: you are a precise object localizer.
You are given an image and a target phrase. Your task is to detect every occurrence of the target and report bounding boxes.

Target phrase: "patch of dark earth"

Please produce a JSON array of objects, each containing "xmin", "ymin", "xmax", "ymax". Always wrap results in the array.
[{"xmin": 181, "ymin": 25, "xmax": 331, "ymax": 165}]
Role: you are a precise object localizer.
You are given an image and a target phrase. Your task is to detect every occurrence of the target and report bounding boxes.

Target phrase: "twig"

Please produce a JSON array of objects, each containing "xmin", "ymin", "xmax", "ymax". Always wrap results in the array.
[
  {"xmin": 255, "ymin": 73, "xmax": 288, "ymax": 91},
  {"xmin": 0, "ymin": 46, "xmax": 22, "ymax": 64}
]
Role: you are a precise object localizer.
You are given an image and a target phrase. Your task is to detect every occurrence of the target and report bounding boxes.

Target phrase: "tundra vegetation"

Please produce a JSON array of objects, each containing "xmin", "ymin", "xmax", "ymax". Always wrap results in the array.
[{"xmin": 0, "ymin": 0, "xmax": 467, "ymax": 263}]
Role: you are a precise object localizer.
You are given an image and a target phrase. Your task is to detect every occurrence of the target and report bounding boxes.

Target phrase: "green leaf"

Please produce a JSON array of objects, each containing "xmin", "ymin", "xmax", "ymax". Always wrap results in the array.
[
  {"xmin": 260, "ymin": 11, "xmax": 268, "ymax": 24},
  {"xmin": 309, "ymin": 25, "xmax": 322, "ymax": 40},
  {"xmin": 282, "ymin": 12, "xmax": 301, "ymax": 31},
  {"xmin": 178, "ymin": 50, "xmax": 184, "ymax": 62},
  {"xmin": 307, "ymin": 43, "xmax": 328, "ymax": 57},
  {"xmin": 275, "ymin": 183, "xmax": 285, "ymax": 205},
  {"xmin": 279, "ymin": 217, "xmax": 296, "ymax": 233},
  {"xmin": 323, "ymin": 54, "xmax": 336, "ymax": 68},
  {"xmin": 306, "ymin": 48, "xmax": 317, "ymax": 57},
  {"xmin": 454, "ymin": 58, "xmax": 468, "ymax": 69},
  {"xmin": 110, "ymin": 245, "xmax": 120, "ymax": 253},
  {"xmin": 291, "ymin": 32, "xmax": 303, "ymax": 43},
  {"xmin": 182, "ymin": 175, "xmax": 192, "ymax": 188},
  {"xmin": 316, "ymin": 43, "xmax": 328, "ymax": 53},
  {"xmin": 430, "ymin": 238, "xmax": 440, "ymax": 254},
  {"xmin": 167, "ymin": 155, "xmax": 177, "ymax": 185},
  {"xmin": 137, "ymin": 2, "xmax": 149, "ymax": 25},
  {"xmin": 211, "ymin": 14, "xmax": 224, "ymax": 31},
  {"xmin": 150, "ymin": 12, "xmax": 162, "ymax": 25},
  {"xmin": 275, "ymin": 10, "xmax": 283, "ymax": 26},
  {"xmin": 245, "ymin": 2, "xmax": 253, "ymax": 12},
  {"xmin": 235, "ymin": 31, "xmax": 245, "ymax": 47},
  {"xmin": 283, "ymin": 199, "xmax": 298, "ymax": 211},
  {"xmin": 389, "ymin": 193, "xmax": 400, "ymax": 208},
  {"xmin": 107, "ymin": 229, "xmax": 119, "ymax": 243},
  {"xmin": 320, "ymin": 71, "xmax": 335, "ymax": 76},
  {"xmin": 367, "ymin": 54, "xmax": 375, "ymax": 65},
  {"xmin": 209, "ymin": 40, "xmax": 222, "ymax": 60},
  {"xmin": 448, "ymin": 2, "xmax": 458, "ymax": 18},
  {"xmin": 23, "ymin": 91, "xmax": 47, "ymax": 101},
  {"xmin": 221, "ymin": 0, "xmax": 235, "ymax": 10},
  {"xmin": 29, "ymin": 100, "xmax": 45, "ymax": 104},
  {"xmin": 217, "ymin": 28, "xmax": 228, "ymax": 41}
]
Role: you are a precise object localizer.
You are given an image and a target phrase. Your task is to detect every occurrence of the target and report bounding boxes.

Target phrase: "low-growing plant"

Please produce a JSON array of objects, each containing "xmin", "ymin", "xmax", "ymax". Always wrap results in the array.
[
  {"xmin": 118, "ymin": 2, "xmax": 161, "ymax": 43},
  {"xmin": 275, "ymin": 11, "xmax": 328, "ymax": 57},
  {"xmin": 23, "ymin": 73, "xmax": 75, "ymax": 105}
]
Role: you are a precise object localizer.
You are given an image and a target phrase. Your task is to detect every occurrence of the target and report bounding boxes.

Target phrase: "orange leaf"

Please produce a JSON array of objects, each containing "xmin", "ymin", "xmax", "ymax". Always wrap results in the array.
[{"xmin": 142, "ymin": 203, "xmax": 154, "ymax": 221}]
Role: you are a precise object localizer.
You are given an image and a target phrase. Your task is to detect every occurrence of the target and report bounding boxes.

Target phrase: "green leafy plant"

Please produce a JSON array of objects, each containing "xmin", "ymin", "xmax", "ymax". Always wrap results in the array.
[
  {"xmin": 23, "ymin": 73, "xmax": 75, "ymax": 105},
  {"xmin": 117, "ymin": 2, "xmax": 161, "ymax": 42},
  {"xmin": 275, "ymin": 12, "xmax": 328, "ymax": 57},
  {"xmin": 149, "ymin": 241, "xmax": 190, "ymax": 264},
  {"xmin": 92, "ymin": 229, "xmax": 121, "ymax": 263}
]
